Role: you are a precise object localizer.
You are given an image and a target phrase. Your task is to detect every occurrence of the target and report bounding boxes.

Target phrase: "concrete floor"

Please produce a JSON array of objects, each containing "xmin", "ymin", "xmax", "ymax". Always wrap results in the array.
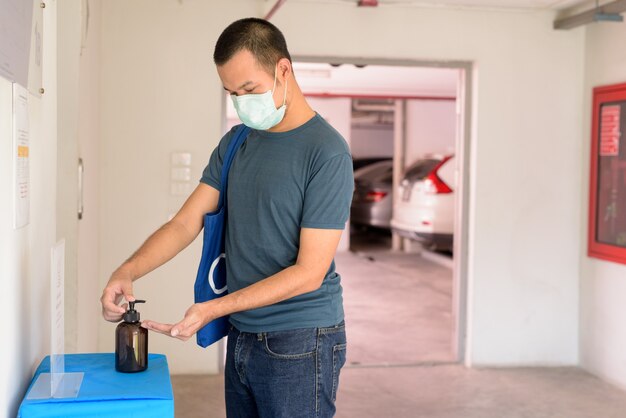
[
  {"xmin": 172, "ymin": 365, "xmax": 626, "ymax": 418},
  {"xmin": 171, "ymin": 235, "xmax": 626, "ymax": 417}
]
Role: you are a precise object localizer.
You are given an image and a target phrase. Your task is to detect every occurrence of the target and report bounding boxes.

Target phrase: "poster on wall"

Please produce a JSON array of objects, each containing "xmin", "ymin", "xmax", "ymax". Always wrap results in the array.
[
  {"xmin": 13, "ymin": 82, "xmax": 29, "ymax": 229},
  {"xmin": 588, "ymin": 82, "xmax": 626, "ymax": 264}
]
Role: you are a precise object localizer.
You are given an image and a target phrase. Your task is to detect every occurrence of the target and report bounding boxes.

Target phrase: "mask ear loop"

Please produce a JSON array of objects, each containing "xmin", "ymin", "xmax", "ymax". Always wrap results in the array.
[
  {"xmin": 273, "ymin": 63, "xmax": 288, "ymax": 108},
  {"xmin": 282, "ymin": 77, "xmax": 288, "ymax": 107}
]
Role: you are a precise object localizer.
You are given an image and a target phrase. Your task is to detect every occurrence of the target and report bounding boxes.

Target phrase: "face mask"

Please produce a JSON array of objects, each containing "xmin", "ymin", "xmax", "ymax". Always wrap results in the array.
[{"xmin": 231, "ymin": 65, "xmax": 288, "ymax": 130}]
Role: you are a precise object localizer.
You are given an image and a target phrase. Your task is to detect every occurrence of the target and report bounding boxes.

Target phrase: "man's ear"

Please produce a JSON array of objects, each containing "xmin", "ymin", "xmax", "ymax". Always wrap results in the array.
[{"xmin": 277, "ymin": 58, "xmax": 291, "ymax": 81}]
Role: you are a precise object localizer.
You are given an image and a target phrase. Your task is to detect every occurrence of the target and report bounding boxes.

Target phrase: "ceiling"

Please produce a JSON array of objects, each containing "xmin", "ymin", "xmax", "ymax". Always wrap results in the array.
[
  {"xmin": 288, "ymin": 0, "xmax": 595, "ymax": 11},
  {"xmin": 375, "ymin": 0, "xmax": 589, "ymax": 9},
  {"xmin": 293, "ymin": 62, "xmax": 458, "ymax": 98}
]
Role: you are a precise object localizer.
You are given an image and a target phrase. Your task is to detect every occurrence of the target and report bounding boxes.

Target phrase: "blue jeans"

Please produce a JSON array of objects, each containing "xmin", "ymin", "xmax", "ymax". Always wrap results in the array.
[{"xmin": 225, "ymin": 321, "xmax": 347, "ymax": 418}]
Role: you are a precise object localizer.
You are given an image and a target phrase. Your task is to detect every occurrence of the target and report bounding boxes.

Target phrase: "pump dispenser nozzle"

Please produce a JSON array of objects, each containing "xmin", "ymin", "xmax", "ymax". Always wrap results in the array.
[{"xmin": 123, "ymin": 299, "xmax": 146, "ymax": 323}]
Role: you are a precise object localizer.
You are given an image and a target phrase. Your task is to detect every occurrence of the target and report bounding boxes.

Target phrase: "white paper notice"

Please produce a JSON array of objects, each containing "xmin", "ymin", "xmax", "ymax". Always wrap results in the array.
[
  {"xmin": 51, "ymin": 240, "xmax": 66, "ymax": 393},
  {"xmin": 0, "ymin": 0, "xmax": 34, "ymax": 86},
  {"xmin": 13, "ymin": 82, "xmax": 29, "ymax": 229}
]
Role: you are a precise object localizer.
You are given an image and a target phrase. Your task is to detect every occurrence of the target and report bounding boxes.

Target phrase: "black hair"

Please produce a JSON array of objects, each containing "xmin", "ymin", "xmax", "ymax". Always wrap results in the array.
[{"xmin": 213, "ymin": 18, "xmax": 292, "ymax": 74}]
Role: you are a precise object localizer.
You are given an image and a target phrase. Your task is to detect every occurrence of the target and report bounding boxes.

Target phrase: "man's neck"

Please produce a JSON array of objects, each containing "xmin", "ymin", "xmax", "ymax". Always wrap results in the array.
[{"xmin": 267, "ymin": 92, "xmax": 316, "ymax": 133}]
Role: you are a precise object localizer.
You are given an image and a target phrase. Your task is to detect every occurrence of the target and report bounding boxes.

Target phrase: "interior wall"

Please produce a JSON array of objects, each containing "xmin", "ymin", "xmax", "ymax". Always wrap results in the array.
[
  {"xmin": 351, "ymin": 125, "xmax": 393, "ymax": 159},
  {"xmin": 580, "ymin": 21, "xmax": 626, "ymax": 389},
  {"xmin": 57, "ymin": 0, "xmax": 82, "ymax": 354},
  {"xmin": 405, "ymin": 99, "xmax": 456, "ymax": 166},
  {"xmin": 0, "ymin": 0, "xmax": 58, "ymax": 416},
  {"xmin": 272, "ymin": 2, "xmax": 584, "ymax": 366},
  {"xmin": 76, "ymin": 0, "xmax": 102, "ymax": 353},
  {"xmin": 98, "ymin": 0, "xmax": 261, "ymax": 374}
]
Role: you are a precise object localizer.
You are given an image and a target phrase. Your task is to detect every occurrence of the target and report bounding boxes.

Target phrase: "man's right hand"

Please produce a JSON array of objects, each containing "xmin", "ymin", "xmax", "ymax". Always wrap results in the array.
[{"xmin": 101, "ymin": 269, "xmax": 135, "ymax": 322}]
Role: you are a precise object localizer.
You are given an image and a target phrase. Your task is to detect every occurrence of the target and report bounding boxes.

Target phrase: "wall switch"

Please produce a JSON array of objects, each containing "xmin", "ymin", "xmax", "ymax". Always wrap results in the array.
[
  {"xmin": 170, "ymin": 167, "xmax": 191, "ymax": 182},
  {"xmin": 171, "ymin": 152, "xmax": 191, "ymax": 167}
]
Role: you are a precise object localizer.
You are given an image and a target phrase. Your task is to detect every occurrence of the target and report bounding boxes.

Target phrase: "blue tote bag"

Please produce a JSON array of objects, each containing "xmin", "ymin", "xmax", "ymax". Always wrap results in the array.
[{"xmin": 194, "ymin": 124, "xmax": 250, "ymax": 348}]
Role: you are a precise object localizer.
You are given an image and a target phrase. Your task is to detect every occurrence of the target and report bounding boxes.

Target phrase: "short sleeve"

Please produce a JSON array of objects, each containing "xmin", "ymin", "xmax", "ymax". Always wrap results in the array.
[
  {"xmin": 200, "ymin": 127, "xmax": 238, "ymax": 191},
  {"xmin": 301, "ymin": 153, "xmax": 354, "ymax": 230}
]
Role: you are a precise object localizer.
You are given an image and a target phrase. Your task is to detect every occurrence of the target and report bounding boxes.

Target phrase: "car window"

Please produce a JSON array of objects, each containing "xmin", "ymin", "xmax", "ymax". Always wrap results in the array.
[
  {"xmin": 403, "ymin": 159, "xmax": 440, "ymax": 182},
  {"xmin": 354, "ymin": 161, "xmax": 393, "ymax": 182}
]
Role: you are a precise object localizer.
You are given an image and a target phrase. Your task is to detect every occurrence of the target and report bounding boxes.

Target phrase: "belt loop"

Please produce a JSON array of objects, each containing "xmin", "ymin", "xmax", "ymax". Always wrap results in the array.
[{"xmin": 257, "ymin": 333, "xmax": 263, "ymax": 342}]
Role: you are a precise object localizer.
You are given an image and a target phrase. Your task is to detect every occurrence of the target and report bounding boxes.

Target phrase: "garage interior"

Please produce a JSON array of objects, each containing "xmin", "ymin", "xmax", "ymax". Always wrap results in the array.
[{"xmin": 5, "ymin": 0, "xmax": 626, "ymax": 417}]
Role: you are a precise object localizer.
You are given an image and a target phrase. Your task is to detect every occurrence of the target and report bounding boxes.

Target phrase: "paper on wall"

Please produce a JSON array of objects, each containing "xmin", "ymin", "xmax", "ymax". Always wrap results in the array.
[{"xmin": 13, "ymin": 82, "xmax": 29, "ymax": 229}]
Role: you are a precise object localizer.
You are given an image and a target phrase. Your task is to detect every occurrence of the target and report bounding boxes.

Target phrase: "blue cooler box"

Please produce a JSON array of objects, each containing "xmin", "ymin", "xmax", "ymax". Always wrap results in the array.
[{"xmin": 18, "ymin": 353, "xmax": 174, "ymax": 418}]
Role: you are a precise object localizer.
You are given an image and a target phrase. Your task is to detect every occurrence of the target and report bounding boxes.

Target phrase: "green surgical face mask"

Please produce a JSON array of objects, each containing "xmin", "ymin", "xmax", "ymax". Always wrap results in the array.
[{"xmin": 231, "ymin": 65, "xmax": 288, "ymax": 130}]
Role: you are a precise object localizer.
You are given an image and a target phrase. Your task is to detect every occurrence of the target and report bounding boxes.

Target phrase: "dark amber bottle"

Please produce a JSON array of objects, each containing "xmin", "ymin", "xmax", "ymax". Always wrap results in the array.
[{"xmin": 115, "ymin": 300, "xmax": 148, "ymax": 373}]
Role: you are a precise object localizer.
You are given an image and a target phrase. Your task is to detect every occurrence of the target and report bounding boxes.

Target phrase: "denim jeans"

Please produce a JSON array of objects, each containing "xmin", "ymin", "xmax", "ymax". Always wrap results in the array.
[{"xmin": 225, "ymin": 321, "xmax": 347, "ymax": 418}]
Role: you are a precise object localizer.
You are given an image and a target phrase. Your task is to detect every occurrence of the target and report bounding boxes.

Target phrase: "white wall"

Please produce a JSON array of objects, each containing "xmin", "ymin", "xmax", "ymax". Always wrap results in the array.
[
  {"xmin": 98, "ymin": 0, "xmax": 261, "ymax": 374},
  {"xmin": 57, "ymin": 0, "xmax": 82, "ymax": 354},
  {"xmin": 99, "ymin": 1, "xmax": 584, "ymax": 368},
  {"xmin": 580, "ymin": 21, "xmax": 626, "ymax": 389},
  {"xmin": 0, "ymin": 1, "xmax": 58, "ymax": 416},
  {"xmin": 405, "ymin": 99, "xmax": 456, "ymax": 166},
  {"xmin": 76, "ymin": 0, "xmax": 102, "ymax": 353},
  {"xmin": 351, "ymin": 124, "xmax": 393, "ymax": 159},
  {"xmin": 272, "ymin": 2, "xmax": 584, "ymax": 366}
]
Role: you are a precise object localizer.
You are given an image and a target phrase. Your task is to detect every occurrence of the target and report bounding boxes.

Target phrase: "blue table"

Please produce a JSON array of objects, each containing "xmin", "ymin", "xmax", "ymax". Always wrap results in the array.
[{"xmin": 18, "ymin": 353, "xmax": 174, "ymax": 418}]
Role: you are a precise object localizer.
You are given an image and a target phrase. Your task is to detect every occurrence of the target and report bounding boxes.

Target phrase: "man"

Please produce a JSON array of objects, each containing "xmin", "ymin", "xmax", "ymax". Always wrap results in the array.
[{"xmin": 101, "ymin": 17, "xmax": 353, "ymax": 418}]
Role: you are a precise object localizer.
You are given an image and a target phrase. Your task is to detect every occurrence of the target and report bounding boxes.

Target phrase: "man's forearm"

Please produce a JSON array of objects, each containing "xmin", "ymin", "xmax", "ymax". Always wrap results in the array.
[
  {"xmin": 117, "ymin": 219, "xmax": 198, "ymax": 281},
  {"xmin": 209, "ymin": 264, "xmax": 324, "ymax": 319}
]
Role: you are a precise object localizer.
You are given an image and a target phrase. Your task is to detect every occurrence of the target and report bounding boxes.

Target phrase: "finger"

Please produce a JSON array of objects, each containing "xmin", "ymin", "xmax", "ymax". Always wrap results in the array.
[
  {"xmin": 102, "ymin": 310, "xmax": 123, "ymax": 323},
  {"xmin": 101, "ymin": 289, "xmax": 126, "ymax": 314},
  {"xmin": 143, "ymin": 320, "xmax": 174, "ymax": 334}
]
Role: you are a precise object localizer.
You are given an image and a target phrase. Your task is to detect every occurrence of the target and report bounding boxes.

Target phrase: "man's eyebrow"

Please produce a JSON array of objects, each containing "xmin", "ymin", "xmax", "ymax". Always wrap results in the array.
[{"xmin": 223, "ymin": 81, "xmax": 254, "ymax": 92}]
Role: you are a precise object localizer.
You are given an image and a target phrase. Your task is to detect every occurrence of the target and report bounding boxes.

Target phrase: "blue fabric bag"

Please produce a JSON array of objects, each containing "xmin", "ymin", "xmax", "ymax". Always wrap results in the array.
[{"xmin": 194, "ymin": 124, "xmax": 250, "ymax": 348}]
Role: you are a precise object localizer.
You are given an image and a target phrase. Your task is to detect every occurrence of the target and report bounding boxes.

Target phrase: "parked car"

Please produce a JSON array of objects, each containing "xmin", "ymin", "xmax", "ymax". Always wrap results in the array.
[
  {"xmin": 352, "ymin": 157, "xmax": 392, "ymax": 172},
  {"xmin": 391, "ymin": 155, "xmax": 455, "ymax": 250},
  {"xmin": 351, "ymin": 159, "xmax": 393, "ymax": 229}
]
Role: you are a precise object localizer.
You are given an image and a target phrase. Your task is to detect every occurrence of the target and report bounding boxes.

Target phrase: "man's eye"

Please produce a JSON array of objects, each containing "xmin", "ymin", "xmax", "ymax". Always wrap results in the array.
[{"xmin": 244, "ymin": 87, "xmax": 255, "ymax": 93}]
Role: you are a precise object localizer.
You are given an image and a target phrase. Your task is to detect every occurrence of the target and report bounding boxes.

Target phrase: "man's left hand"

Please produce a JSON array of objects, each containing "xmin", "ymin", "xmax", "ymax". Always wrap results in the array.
[{"xmin": 141, "ymin": 303, "xmax": 214, "ymax": 341}]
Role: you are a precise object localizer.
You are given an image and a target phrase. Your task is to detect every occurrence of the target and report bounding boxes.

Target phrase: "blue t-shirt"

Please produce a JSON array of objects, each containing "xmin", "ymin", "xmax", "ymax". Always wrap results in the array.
[{"xmin": 200, "ymin": 113, "xmax": 354, "ymax": 332}]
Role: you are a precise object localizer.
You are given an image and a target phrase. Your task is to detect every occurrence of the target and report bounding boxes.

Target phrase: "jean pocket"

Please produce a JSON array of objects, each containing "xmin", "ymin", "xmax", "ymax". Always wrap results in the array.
[
  {"xmin": 332, "ymin": 343, "xmax": 347, "ymax": 402},
  {"xmin": 263, "ymin": 328, "xmax": 317, "ymax": 360}
]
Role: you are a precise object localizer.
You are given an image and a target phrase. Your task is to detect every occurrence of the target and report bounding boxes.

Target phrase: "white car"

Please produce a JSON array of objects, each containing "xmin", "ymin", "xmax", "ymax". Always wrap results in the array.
[{"xmin": 391, "ymin": 155, "xmax": 455, "ymax": 251}]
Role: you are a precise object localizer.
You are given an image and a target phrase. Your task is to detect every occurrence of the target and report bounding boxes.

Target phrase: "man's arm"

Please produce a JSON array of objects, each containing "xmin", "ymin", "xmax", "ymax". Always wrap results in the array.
[
  {"xmin": 142, "ymin": 227, "xmax": 343, "ymax": 339},
  {"xmin": 100, "ymin": 183, "xmax": 219, "ymax": 322}
]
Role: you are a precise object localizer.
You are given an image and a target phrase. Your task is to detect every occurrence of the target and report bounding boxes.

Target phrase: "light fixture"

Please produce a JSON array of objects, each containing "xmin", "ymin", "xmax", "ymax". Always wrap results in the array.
[{"xmin": 554, "ymin": 0, "xmax": 625, "ymax": 30}]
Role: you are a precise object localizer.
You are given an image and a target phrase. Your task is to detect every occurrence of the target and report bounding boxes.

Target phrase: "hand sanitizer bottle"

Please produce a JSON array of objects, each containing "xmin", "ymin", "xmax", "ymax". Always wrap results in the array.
[{"xmin": 115, "ymin": 300, "xmax": 148, "ymax": 373}]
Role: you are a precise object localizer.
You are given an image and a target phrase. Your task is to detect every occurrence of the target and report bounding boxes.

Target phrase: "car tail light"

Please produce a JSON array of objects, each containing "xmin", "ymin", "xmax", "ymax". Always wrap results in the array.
[
  {"xmin": 365, "ymin": 190, "xmax": 388, "ymax": 202},
  {"xmin": 423, "ymin": 157, "xmax": 453, "ymax": 194},
  {"xmin": 423, "ymin": 173, "xmax": 452, "ymax": 194}
]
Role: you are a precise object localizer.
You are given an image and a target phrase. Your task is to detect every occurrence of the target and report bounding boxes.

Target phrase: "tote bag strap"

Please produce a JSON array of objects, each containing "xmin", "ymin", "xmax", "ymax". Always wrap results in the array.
[{"xmin": 218, "ymin": 124, "xmax": 250, "ymax": 209}]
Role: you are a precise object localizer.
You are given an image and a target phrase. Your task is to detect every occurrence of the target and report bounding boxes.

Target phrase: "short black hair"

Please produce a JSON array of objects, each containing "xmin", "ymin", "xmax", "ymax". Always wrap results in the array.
[{"xmin": 213, "ymin": 18, "xmax": 292, "ymax": 74}]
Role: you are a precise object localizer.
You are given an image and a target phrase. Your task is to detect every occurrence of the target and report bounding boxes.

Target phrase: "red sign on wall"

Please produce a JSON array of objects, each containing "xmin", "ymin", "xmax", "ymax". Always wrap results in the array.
[
  {"xmin": 589, "ymin": 83, "xmax": 626, "ymax": 265},
  {"xmin": 600, "ymin": 105, "xmax": 621, "ymax": 156}
]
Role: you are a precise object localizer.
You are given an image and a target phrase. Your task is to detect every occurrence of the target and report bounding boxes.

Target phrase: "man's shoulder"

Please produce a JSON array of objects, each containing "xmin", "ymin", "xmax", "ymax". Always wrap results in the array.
[{"xmin": 304, "ymin": 114, "xmax": 351, "ymax": 158}]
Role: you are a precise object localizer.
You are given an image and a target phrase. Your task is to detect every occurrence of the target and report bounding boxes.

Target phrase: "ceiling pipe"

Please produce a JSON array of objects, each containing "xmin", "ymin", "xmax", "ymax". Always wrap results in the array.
[
  {"xmin": 554, "ymin": 0, "xmax": 626, "ymax": 30},
  {"xmin": 264, "ymin": 0, "xmax": 287, "ymax": 20}
]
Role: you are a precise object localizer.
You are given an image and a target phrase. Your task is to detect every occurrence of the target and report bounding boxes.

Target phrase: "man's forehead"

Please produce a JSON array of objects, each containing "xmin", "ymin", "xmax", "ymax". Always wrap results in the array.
[{"xmin": 218, "ymin": 52, "xmax": 272, "ymax": 90}]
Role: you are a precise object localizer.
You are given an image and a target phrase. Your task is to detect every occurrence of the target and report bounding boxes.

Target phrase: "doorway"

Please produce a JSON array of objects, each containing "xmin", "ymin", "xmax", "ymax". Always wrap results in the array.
[{"xmin": 293, "ymin": 57, "xmax": 472, "ymax": 366}]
